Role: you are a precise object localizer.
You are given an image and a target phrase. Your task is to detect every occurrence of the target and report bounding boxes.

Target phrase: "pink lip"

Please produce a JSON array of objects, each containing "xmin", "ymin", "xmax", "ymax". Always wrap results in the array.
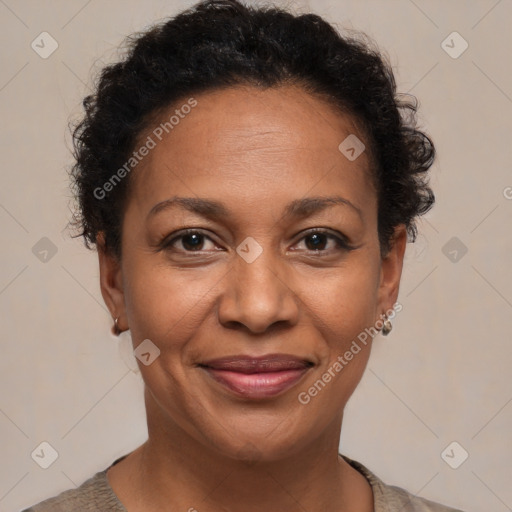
[{"xmin": 199, "ymin": 354, "xmax": 313, "ymax": 399}]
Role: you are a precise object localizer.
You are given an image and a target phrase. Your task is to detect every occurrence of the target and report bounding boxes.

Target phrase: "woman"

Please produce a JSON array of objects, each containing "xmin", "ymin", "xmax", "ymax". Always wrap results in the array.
[{"xmin": 24, "ymin": 0, "xmax": 463, "ymax": 510}]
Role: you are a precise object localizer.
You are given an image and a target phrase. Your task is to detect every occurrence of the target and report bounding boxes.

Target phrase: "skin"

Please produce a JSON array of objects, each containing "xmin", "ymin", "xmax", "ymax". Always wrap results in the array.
[{"xmin": 98, "ymin": 84, "xmax": 407, "ymax": 512}]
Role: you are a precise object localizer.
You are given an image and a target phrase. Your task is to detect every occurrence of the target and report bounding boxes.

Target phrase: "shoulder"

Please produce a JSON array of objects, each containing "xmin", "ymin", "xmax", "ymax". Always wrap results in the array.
[
  {"xmin": 21, "ymin": 466, "xmax": 126, "ymax": 512},
  {"xmin": 377, "ymin": 482, "xmax": 465, "ymax": 512},
  {"xmin": 342, "ymin": 455, "xmax": 465, "ymax": 512}
]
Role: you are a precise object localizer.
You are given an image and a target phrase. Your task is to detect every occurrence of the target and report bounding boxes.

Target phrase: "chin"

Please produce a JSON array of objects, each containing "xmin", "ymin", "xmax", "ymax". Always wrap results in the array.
[{"xmin": 202, "ymin": 421, "xmax": 311, "ymax": 464}]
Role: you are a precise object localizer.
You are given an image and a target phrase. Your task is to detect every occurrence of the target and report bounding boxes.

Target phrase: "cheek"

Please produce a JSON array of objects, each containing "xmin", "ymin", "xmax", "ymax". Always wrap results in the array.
[
  {"xmin": 123, "ymin": 257, "xmax": 223, "ymax": 348},
  {"xmin": 122, "ymin": 260, "xmax": 220, "ymax": 408},
  {"xmin": 304, "ymin": 258, "xmax": 381, "ymax": 342},
  {"xmin": 299, "ymin": 257, "xmax": 379, "ymax": 400}
]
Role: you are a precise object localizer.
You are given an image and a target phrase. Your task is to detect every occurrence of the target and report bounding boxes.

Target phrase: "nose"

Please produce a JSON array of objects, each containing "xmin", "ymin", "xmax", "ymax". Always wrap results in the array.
[{"xmin": 217, "ymin": 247, "xmax": 300, "ymax": 334}]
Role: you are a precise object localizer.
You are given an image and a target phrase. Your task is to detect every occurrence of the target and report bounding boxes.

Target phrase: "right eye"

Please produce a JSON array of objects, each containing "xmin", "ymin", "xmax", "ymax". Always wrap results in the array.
[{"xmin": 162, "ymin": 230, "xmax": 220, "ymax": 253}]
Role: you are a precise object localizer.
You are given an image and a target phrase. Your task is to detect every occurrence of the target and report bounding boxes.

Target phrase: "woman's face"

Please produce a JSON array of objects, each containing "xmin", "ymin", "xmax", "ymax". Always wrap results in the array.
[{"xmin": 100, "ymin": 85, "xmax": 406, "ymax": 461}]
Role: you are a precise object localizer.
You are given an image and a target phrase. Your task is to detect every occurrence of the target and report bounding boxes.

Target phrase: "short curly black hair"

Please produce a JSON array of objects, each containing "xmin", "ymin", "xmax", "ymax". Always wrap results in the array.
[{"xmin": 70, "ymin": 0, "xmax": 435, "ymax": 259}]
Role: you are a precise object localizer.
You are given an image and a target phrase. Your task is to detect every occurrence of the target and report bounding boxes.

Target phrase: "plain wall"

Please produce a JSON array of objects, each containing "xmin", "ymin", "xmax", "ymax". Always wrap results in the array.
[{"xmin": 1, "ymin": 1, "xmax": 511, "ymax": 511}]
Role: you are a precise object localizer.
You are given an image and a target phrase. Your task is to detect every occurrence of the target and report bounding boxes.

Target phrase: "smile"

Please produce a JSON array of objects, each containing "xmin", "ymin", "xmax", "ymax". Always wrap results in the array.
[{"xmin": 199, "ymin": 354, "xmax": 314, "ymax": 399}]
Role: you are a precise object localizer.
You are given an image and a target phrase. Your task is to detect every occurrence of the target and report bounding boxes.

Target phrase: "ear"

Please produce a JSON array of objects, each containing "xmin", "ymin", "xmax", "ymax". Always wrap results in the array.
[
  {"xmin": 376, "ymin": 224, "xmax": 407, "ymax": 317},
  {"xmin": 97, "ymin": 232, "xmax": 127, "ymax": 332}
]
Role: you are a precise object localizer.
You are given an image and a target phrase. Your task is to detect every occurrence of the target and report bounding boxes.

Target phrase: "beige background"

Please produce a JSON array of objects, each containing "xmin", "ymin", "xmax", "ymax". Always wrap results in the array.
[{"xmin": 1, "ymin": 1, "xmax": 511, "ymax": 511}]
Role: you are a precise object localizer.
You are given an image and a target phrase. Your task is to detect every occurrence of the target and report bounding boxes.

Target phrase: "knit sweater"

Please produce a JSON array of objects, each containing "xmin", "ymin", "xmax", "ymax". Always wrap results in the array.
[{"xmin": 22, "ymin": 454, "xmax": 464, "ymax": 511}]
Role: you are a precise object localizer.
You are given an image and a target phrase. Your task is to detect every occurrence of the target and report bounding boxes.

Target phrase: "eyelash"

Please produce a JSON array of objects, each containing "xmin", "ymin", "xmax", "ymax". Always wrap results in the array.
[{"xmin": 161, "ymin": 228, "xmax": 355, "ymax": 255}]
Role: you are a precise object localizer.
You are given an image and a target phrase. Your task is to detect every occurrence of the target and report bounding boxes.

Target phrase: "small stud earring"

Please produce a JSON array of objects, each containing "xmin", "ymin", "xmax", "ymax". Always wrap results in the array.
[
  {"xmin": 381, "ymin": 315, "xmax": 393, "ymax": 336},
  {"xmin": 112, "ymin": 317, "xmax": 121, "ymax": 336}
]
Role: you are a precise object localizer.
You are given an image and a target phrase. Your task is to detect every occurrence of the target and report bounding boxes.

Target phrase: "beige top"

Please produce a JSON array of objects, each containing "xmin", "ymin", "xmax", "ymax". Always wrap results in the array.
[{"xmin": 22, "ymin": 454, "xmax": 464, "ymax": 511}]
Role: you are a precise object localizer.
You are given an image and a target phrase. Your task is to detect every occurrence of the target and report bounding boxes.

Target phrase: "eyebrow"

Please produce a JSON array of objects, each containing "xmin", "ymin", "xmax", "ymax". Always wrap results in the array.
[{"xmin": 147, "ymin": 195, "xmax": 363, "ymax": 222}]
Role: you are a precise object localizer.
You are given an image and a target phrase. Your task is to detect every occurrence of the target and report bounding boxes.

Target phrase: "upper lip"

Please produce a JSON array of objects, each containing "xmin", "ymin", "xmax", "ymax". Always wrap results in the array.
[{"xmin": 199, "ymin": 354, "xmax": 313, "ymax": 374}]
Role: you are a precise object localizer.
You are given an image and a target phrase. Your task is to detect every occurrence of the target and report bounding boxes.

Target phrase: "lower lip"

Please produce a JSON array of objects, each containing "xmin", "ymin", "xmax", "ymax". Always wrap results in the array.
[{"xmin": 202, "ymin": 367, "xmax": 310, "ymax": 399}]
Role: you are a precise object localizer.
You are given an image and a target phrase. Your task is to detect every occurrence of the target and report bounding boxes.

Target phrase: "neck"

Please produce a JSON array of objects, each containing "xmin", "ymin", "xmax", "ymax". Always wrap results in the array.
[{"xmin": 110, "ymin": 391, "xmax": 374, "ymax": 512}]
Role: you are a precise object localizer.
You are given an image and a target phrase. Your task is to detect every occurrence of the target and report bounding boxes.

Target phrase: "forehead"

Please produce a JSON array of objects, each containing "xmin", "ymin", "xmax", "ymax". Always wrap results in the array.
[{"xmin": 129, "ymin": 85, "xmax": 376, "ymax": 217}]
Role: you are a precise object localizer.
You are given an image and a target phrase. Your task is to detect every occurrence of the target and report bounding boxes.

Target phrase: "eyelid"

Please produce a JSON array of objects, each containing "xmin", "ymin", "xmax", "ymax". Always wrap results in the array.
[
  {"xmin": 290, "ymin": 227, "xmax": 354, "ymax": 252},
  {"xmin": 161, "ymin": 228, "xmax": 219, "ymax": 251},
  {"xmin": 295, "ymin": 227, "xmax": 351, "ymax": 244}
]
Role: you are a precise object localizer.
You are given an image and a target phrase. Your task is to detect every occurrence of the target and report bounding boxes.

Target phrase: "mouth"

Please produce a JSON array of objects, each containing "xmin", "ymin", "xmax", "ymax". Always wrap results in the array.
[{"xmin": 198, "ymin": 354, "xmax": 314, "ymax": 400}]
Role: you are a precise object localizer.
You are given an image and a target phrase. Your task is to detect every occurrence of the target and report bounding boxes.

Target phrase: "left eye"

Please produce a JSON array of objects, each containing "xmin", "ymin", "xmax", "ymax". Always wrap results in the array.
[{"xmin": 295, "ymin": 232, "xmax": 347, "ymax": 252}]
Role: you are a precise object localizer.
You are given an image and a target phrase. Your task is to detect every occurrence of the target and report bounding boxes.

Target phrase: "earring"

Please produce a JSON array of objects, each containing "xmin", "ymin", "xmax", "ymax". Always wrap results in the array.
[
  {"xmin": 112, "ymin": 317, "xmax": 121, "ymax": 336},
  {"xmin": 381, "ymin": 314, "xmax": 393, "ymax": 336}
]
